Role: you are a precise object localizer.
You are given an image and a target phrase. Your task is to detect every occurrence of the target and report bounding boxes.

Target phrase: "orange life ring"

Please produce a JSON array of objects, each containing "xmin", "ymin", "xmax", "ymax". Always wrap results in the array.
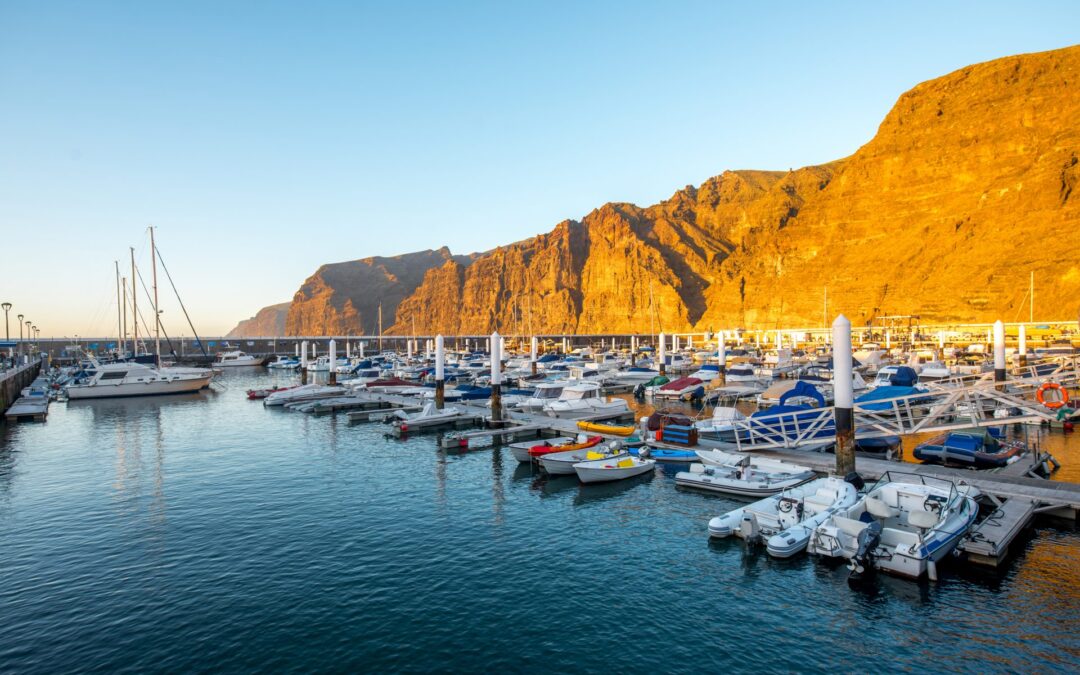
[{"xmin": 1036, "ymin": 382, "xmax": 1069, "ymax": 410}]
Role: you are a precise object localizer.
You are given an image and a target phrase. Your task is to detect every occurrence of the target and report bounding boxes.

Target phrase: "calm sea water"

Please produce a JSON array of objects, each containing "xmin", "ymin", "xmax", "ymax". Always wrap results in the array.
[{"xmin": 1, "ymin": 371, "xmax": 1078, "ymax": 673}]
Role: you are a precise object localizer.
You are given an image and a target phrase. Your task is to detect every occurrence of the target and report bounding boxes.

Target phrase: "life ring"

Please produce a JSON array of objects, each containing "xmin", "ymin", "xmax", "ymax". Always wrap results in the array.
[{"xmin": 1036, "ymin": 382, "xmax": 1069, "ymax": 410}]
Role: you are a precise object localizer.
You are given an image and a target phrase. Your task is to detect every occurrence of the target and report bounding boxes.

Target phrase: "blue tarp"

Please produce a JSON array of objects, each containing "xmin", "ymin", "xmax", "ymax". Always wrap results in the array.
[
  {"xmin": 888, "ymin": 366, "xmax": 918, "ymax": 387},
  {"xmin": 855, "ymin": 385, "xmax": 927, "ymax": 411},
  {"xmin": 779, "ymin": 381, "xmax": 826, "ymax": 408}
]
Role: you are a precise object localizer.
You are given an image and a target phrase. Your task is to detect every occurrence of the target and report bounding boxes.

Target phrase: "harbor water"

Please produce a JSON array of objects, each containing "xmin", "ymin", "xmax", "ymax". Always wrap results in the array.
[{"xmin": 1, "ymin": 371, "xmax": 1078, "ymax": 672}]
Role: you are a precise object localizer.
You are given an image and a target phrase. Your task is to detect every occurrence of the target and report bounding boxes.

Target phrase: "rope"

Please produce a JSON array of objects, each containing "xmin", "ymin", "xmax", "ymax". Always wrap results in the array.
[{"xmin": 154, "ymin": 244, "xmax": 210, "ymax": 362}]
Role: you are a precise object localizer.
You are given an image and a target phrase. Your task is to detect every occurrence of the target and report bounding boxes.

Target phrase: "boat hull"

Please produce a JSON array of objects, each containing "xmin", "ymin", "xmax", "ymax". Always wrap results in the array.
[{"xmin": 67, "ymin": 376, "xmax": 211, "ymax": 399}]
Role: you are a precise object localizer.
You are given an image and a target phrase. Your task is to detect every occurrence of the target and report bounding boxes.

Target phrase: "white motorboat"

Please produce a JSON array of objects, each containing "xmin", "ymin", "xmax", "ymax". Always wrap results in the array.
[
  {"xmin": 66, "ymin": 361, "xmax": 212, "ymax": 400},
  {"xmin": 544, "ymin": 382, "xmax": 629, "ymax": 419},
  {"xmin": 573, "ymin": 454, "xmax": 655, "ymax": 483},
  {"xmin": 267, "ymin": 356, "xmax": 299, "ymax": 370},
  {"xmin": 390, "ymin": 402, "xmax": 468, "ymax": 431},
  {"xmin": 508, "ymin": 436, "xmax": 575, "ymax": 463},
  {"xmin": 214, "ymin": 350, "xmax": 263, "ymax": 367},
  {"xmin": 807, "ymin": 471, "xmax": 979, "ymax": 580},
  {"xmin": 515, "ymin": 381, "xmax": 565, "ymax": 412},
  {"xmin": 264, "ymin": 383, "xmax": 347, "ymax": 406},
  {"xmin": 538, "ymin": 442, "xmax": 629, "ymax": 475},
  {"xmin": 694, "ymin": 407, "xmax": 747, "ymax": 441},
  {"xmin": 724, "ymin": 362, "xmax": 761, "ymax": 383},
  {"xmin": 675, "ymin": 451, "xmax": 815, "ymax": 498},
  {"xmin": 707, "ymin": 476, "xmax": 859, "ymax": 558}
]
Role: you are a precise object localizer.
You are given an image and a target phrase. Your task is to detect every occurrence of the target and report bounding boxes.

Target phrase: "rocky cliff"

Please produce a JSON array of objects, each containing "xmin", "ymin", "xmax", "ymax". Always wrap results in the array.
[
  {"xmin": 239, "ymin": 45, "xmax": 1080, "ymax": 335},
  {"xmin": 226, "ymin": 302, "xmax": 291, "ymax": 337}
]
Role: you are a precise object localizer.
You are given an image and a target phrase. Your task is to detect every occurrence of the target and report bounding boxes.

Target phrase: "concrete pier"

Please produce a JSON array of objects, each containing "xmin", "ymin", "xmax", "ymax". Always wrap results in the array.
[{"xmin": 0, "ymin": 362, "xmax": 42, "ymax": 417}]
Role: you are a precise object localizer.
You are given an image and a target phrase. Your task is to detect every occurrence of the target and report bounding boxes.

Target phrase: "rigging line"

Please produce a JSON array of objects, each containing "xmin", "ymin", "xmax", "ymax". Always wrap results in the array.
[
  {"xmin": 134, "ymin": 265, "xmax": 177, "ymax": 357},
  {"xmin": 154, "ymin": 244, "xmax": 210, "ymax": 362}
]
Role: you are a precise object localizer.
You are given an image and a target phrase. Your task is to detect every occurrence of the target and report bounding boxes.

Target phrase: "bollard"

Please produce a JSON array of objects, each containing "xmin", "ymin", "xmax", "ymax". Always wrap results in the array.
[
  {"xmin": 658, "ymin": 332, "xmax": 667, "ymax": 376},
  {"xmin": 328, "ymin": 339, "xmax": 337, "ymax": 385},
  {"xmin": 718, "ymin": 331, "xmax": 727, "ymax": 386},
  {"xmin": 993, "ymin": 320, "xmax": 1006, "ymax": 388},
  {"xmin": 490, "ymin": 331, "xmax": 503, "ymax": 424},
  {"xmin": 300, "ymin": 339, "xmax": 309, "ymax": 383},
  {"xmin": 833, "ymin": 315, "xmax": 855, "ymax": 477},
  {"xmin": 435, "ymin": 334, "xmax": 445, "ymax": 410}
]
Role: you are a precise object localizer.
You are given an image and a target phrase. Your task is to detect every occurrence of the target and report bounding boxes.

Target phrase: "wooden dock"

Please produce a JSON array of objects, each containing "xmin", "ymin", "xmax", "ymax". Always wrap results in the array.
[
  {"xmin": 4, "ymin": 396, "xmax": 49, "ymax": 422},
  {"xmin": 957, "ymin": 498, "xmax": 1038, "ymax": 566}
]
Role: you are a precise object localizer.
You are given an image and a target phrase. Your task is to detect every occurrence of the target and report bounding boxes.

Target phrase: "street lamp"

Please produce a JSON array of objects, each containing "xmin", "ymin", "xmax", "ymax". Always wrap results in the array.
[{"xmin": 1, "ymin": 302, "xmax": 10, "ymax": 341}]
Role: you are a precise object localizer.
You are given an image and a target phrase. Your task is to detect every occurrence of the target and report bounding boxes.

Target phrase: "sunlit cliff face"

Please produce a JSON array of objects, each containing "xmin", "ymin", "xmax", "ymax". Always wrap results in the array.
[{"xmin": 237, "ymin": 46, "xmax": 1080, "ymax": 337}]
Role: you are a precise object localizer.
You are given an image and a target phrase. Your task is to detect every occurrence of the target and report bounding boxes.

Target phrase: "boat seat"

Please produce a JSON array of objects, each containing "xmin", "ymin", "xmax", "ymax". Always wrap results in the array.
[
  {"xmin": 803, "ymin": 493, "xmax": 834, "ymax": 512},
  {"xmin": 907, "ymin": 509, "xmax": 940, "ymax": 530},
  {"xmin": 832, "ymin": 515, "xmax": 869, "ymax": 537},
  {"xmin": 866, "ymin": 496, "xmax": 899, "ymax": 520}
]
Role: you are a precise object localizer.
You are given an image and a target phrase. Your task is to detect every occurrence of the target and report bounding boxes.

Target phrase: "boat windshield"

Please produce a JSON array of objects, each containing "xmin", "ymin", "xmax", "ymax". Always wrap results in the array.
[{"xmin": 537, "ymin": 387, "xmax": 563, "ymax": 399}]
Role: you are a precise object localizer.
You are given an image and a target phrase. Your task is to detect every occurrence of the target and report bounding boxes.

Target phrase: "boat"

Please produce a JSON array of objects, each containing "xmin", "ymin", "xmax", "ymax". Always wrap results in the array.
[
  {"xmin": 267, "ymin": 356, "xmax": 299, "ymax": 370},
  {"xmin": 707, "ymin": 476, "xmax": 859, "ymax": 558},
  {"xmin": 573, "ymin": 454, "xmax": 655, "ymax": 483},
  {"xmin": 543, "ymin": 382, "xmax": 629, "ymax": 419},
  {"xmin": 676, "ymin": 451, "xmax": 815, "ymax": 497},
  {"xmin": 247, "ymin": 386, "xmax": 294, "ymax": 400},
  {"xmin": 724, "ymin": 362, "xmax": 761, "ymax": 384},
  {"xmin": 508, "ymin": 436, "xmax": 574, "ymax": 463},
  {"xmin": 912, "ymin": 428, "xmax": 1026, "ymax": 468},
  {"xmin": 695, "ymin": 406, "xmax": 748, "ymax": 441},
  {"xmin": 515, "ymin": 381, "xmax": 565, "ymax": 412},
  {"xmin": 576, "ymin": 420, "xmax": 636, "ymax": 436},
  {"xmin": 214, "ymin": 350, "xmax": 263, "ymax": 367},
  {"xmin": 527, "ymin": 435, "xmax": 603, "ymax": 459},
  {"xmin": 651, "ymin": 376, "xmax": 705, "ymax": 400},
  {"xmin": 391, "ymin": 402, "xmax": 468, "ymax": 432},
  {"xmin": 808, "ymin": 471, "xmax": 979, "ymax": 580},
  {"xmin": 538, "ymin": 442, "xmax": 629, "ymax": 475},
  {"xmin": 264, "ymin": 383, "xmax": 347, "ymax": 406},
  {"xmin": 66, "ymin": 360, "xmax": 212, "ymax": 399}
]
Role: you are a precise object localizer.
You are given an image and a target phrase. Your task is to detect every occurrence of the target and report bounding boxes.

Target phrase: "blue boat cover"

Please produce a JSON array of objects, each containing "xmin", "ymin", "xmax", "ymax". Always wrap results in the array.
[
  {"xmin": 779, "ymin": 381, "xmax": 826, "ymax": 408},
  {"xmin": 855, "ymin": 385, "xmax": 926, "ymax": 411},
  {"xmin": 888, "ymin": 366, "xmax": 918, "ymax": 387}
]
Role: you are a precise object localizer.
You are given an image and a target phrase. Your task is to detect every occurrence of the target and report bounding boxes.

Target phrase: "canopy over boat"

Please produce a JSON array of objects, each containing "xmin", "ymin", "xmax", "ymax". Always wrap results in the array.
[{"xmin": 779, "ymin": 381, "xmax": 825, "ymax": 408}]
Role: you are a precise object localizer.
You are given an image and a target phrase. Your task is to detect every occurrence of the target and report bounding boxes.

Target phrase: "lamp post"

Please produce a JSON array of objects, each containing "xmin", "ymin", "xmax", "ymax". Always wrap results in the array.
[
  {"xmin": 1, "ymin": 302, "xmax": 10, "ymax": 341},
  {"xmin": 25, "ymin": 320, "xmax": 31, "ymax": 359},
  {"xmin": 17, "ymin": 314, "xmax": 24, "ymax": 356}
]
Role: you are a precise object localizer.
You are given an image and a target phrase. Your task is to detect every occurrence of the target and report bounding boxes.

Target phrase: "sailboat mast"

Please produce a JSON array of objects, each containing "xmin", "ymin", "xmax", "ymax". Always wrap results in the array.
[
  {"xmin": 130, "ymin": 247, "xmax": 138, "ymax": 356},
  {"xmin": 150, "ymin": 226, "xmax": 161, "ymax": 365},
  {"xmin": 1030, "ymin": 271, "xmax": 1034, "ymax": 324},
  {"xmin": 115, "ymin": 261, "xmax": 123, "ymax": 355},
  {"xmin": 122, "ymin": 277, "xmax": 128, "ymax": 356},
  {"xmin": 378, "ymin": 303, "xmax": 383, "ymax": 352}
]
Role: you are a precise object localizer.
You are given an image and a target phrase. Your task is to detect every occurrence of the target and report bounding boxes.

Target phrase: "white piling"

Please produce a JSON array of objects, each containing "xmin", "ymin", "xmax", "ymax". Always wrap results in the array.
[
  {"xmin": 993, "ymin": 320, "xmax": 1006, "ymax": 383},
  {"xmin": 1018, "ymin": 324, "xmax": 1027, "ymax": 365},
  {"xmin": 490, "ymin": 331, "xmax": 503, "ymax": 422},
  {"xmin": 885, "ymin": 329, "xmax": 891, "ymax": 350},
  {"xmin": 832, "ymin": 315, "xmax": 855, "ymax": 476},
  {"xmin": 435, "ymin": 334, "xmax": 445, "ymax": 409},
  {"xmin": 328, "ymin": 339, "xmax": 337, "ymax": 384},
  {"xmin": 658, "ymin": 332, "xmax": 667, "ymax": 375}
]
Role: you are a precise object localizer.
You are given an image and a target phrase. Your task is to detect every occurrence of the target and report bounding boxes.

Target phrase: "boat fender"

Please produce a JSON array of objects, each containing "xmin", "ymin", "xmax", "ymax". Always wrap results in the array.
[{"xmin": 1036, "ymin": 382, "xmax": 1069, "ymax": 410}]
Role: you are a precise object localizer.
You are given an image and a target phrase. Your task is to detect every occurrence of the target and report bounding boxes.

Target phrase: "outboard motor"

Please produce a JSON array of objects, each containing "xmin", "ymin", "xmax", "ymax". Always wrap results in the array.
[
  {"xmin": 739, "ymin": 512, "xmax": 762, "ymax": 549},
  {"xmin": 633, "ymin": 383, "xmax": 645, "ymax": 399},
  {"xmin": 638, "ymin": 446, "xmax": 651, "ymax": 459},
  {"xmin": 847, "ymin": 520, "xmax": 883, "ymax": 582},
  {"xmin": 843, "ymin": 471, "xmax": 865, "ymax": 492}
]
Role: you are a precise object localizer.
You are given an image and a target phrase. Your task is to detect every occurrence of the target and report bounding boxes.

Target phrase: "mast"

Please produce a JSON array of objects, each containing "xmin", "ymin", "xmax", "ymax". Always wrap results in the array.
[
  {"xmin": 130, "ymin": 247, "xmax": 138, "ymax": 356},
  {"xmin": 122, "ymin": 277, "xmax": 128, "ymax": 356},
  {"xmin": 378, "ymin": 303, "xmax": 383, "ymax": 352},
  {"xmin": 1030, "ymin": 271, "xmax": 1034, "ymax": 324},
  {"xmin": 115, "ymin": 261, "xmax": 123, "ymax": 355},
  {"xmin": 150, "ymin": 226, "xmax": 161, "ymax": 365}
]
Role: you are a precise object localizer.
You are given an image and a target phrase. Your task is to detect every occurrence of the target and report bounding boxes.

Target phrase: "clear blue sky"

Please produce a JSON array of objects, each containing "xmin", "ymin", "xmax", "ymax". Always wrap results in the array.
[{"xmin": 2, "ymin": 1, "xmax": 1077, "ymax": 337}]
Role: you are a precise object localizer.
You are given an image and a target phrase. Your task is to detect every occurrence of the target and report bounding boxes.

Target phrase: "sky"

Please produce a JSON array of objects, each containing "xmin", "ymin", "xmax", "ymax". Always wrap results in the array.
[{"xmin": 1, "ymin": 1, "xmax": 1078, "ymax": 338}]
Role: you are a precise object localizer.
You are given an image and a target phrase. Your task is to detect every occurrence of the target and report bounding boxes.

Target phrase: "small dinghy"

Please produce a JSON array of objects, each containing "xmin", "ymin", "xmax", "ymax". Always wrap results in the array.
[
  {"xmin": 576, "ymin": 420, "xmax": 636, "ymax": 437},
  {"xmin": 675, "ymin": 451, "xmax": 815, "ymax": 498},
  {"xmin": 246, "ymin": 386, "xmax": 294, "ymax": 400},
  {"xmin": 573, "ymin": 454, "xmax": 655, "ymax": 483},
  {"xmin": 390, "ymin": 402, "xmax": 467, "ymax": 433},
  {"xmin": 527, "ymin": 435, "xmax": 603, "ymax": 460},
  {"xmin": 538, "ymin": 441, "xmax": 628, "ymax": 475},
  {"xmin": 912, "ymin": 428, "xmax": 1025, "ymax": 469},
  {"xmin": 707, "ymin": 476, "xmax": 859, "ymax": 558},
  {"xmin": 808, "ymin": 471, "xmax": 979, "ymax": 581},
  {"xmin": 508, "ymin": 437, "xmax": 574, "ymax": 463}
]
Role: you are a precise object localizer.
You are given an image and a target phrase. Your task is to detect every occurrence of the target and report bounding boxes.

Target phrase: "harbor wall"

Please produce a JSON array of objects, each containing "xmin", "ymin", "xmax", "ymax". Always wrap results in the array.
[{"xmin": 0, "ymin": 362, "xmax": 42, "ymax": 416}]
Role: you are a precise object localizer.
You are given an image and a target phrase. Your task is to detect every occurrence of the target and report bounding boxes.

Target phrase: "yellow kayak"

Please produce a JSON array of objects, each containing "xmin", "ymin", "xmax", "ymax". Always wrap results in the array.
[{"xmin": 576, "ymin": 420, "xmax": 636, "ymax": 437}]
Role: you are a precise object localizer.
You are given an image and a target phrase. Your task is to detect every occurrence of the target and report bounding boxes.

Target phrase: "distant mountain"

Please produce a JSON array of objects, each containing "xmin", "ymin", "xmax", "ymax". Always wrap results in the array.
[
  {"xmin": 226, "ymin": 302, "xmax": 291, "ymax": 337},
  {"xmin": 235, "ymin": 45, "xmax": 1080, "ymax": 336}
]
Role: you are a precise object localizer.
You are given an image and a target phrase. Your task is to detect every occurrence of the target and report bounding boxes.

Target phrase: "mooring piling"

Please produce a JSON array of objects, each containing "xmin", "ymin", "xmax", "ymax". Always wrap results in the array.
[
  {"xmin": 833, "ymin": 315, "xmax": 855, "ymax": 477},
  {"xmin": 435, "ymin": 334, "xmax": 445, "ymax": 409}
]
